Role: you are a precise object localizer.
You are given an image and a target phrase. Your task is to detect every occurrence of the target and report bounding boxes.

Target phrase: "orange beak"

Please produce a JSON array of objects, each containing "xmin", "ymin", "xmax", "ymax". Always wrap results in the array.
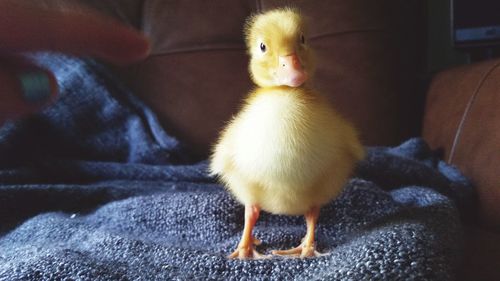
[{"xmin": 276, "ymin": 53, "xmax": 308, "ymax": 87}]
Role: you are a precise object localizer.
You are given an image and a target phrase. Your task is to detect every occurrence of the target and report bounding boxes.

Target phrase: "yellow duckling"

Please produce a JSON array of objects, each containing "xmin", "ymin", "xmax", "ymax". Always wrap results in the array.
[{"xmin": 210, "ymin": 8, "xmax": 365, "ymax": 259}]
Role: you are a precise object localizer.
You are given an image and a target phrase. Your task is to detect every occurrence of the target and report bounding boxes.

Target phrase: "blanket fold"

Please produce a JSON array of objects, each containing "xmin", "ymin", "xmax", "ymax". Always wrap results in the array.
[{"xmin": 0, "ymin": 55, "xmax": 473, "ymax": 281}]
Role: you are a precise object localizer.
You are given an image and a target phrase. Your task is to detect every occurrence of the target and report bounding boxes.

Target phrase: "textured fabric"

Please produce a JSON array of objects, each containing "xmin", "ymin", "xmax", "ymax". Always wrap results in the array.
[{"xmin": 0, "ymin": 55, "xmax": 473, "ymax": 280}]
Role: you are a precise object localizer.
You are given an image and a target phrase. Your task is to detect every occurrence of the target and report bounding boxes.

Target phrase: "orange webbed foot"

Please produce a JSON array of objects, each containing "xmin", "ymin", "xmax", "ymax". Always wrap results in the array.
[
  {"xmin": 228, "ymin": 237, "xmax": 268, "ymax": 259},
  {"xmin": 272, "ymin": 207, "xmax": 325, "ymax": 258},
  {"xmin": 271, "ymin": 242, "xmax": 322, "ymax": 258}
]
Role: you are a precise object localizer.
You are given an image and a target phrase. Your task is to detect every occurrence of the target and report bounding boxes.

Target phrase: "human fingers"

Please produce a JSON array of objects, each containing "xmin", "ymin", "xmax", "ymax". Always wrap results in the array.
[
  {"xmin": 0, "ymin": 1, "xmax": 150, "ymax": 65},
  {"xmin": 0, "ymin": 57, "xmax": 57, "ymax": 125}
]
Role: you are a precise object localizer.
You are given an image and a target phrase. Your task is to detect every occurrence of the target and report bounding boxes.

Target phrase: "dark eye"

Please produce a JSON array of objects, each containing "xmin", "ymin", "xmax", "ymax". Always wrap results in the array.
[
  {"xmin": 300, "ymin": 34, "xmax": 305, "ymax": 44},
  {"xmin": 260, "ymin": 42, "xmax": 266, "ymax": 52}
]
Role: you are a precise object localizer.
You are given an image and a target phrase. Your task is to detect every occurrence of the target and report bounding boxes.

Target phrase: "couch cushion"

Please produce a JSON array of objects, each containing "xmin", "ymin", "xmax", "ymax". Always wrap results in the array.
[{"xmin": 113, "ymin": 0, "xmax": 425, "ymax": 156}]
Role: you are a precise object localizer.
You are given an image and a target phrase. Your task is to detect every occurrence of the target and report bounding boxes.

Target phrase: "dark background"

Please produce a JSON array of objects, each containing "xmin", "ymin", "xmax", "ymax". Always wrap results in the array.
[
  {"xmin": 454, "ymin": 0, "xmax": 500, "ymax": 28},
  {"xmin": 427, "ymin": 0, "xmax": 469, "ymax": 73},
  {"xmin": 427, "ymin": 0, "xmax": 500, "ymax": 73}
]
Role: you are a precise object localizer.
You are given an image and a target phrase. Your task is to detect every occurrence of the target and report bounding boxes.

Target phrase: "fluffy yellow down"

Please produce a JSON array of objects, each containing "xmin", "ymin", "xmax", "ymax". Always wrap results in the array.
[
  {"xmin": 210, "ymin": 8, "xmax": 364, "ymax": 216},
  {"xmin": 210, "ymin": 87, "xmax": 364, "ymax": 215}
]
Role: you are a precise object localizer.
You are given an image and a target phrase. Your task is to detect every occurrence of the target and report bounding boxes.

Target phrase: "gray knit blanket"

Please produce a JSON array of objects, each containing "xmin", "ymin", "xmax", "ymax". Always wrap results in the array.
[{"xmin": 0, "ymin": 55, "xmax": 473, "ymax": 280}]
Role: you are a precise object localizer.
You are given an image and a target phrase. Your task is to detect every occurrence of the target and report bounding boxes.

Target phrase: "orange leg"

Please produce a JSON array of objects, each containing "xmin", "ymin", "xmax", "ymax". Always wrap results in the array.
[
  {"xmin": 228, "ymin": 205, "xmax": 265, "ymax": 259},
  {"xmin": 272, "ymin": 206, "xmax": 322, "ymax": 258}
]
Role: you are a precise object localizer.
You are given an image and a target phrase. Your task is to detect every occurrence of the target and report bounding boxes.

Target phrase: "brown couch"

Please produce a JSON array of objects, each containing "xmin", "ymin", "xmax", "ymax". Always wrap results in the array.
[
  {"xmin": 39, "ymin": 0, "xmax": 500, "ymax": 279},
  {"xmin": 423, "ymin": 59, "xmax": 500, "ymax": 281}
]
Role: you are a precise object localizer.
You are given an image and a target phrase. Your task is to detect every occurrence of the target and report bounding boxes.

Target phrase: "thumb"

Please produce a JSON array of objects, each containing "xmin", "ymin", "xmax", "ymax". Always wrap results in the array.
[{"xmin": 0, "ymin": 57, "xmax": 57, "ymax": 124}]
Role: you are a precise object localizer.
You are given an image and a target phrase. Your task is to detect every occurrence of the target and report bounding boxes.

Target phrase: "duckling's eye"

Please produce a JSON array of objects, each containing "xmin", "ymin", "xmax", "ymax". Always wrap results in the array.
[
  {"xmin": 300, "ymin": 34, "xmax": 305, "ymax": 44},
  {"xmin": 260, "ymin": 42, "xmax": 266, "ymax": 53}
]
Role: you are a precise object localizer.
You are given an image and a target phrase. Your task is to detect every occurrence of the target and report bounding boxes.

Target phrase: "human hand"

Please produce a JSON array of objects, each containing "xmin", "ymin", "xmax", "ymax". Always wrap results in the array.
[{"xmin": 0, "ymin": 1, "xmax": 150, "ymax": 124}]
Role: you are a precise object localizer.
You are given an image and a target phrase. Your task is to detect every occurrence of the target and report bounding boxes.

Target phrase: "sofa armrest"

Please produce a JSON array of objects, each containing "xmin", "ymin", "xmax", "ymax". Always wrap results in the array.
[{"xmin": 422, "ymin": 59, "xmax": 500, "ymax": 228}]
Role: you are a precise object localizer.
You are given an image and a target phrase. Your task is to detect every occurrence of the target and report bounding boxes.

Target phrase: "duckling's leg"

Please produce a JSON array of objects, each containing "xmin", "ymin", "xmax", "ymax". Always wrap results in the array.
[
  {"xmin": 228, "ymin": 205, "xmax": 265, "ymax": 259},
  {"xmin": 272, "ymin": 206, "xmax": 321, "ymax": 258}
]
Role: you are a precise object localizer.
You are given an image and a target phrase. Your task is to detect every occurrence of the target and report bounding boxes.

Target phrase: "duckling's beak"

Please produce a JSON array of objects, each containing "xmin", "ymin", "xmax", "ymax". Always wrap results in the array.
[{"xmin": 276, "ymin": 53, "xmax": 308, "ymax": 87}]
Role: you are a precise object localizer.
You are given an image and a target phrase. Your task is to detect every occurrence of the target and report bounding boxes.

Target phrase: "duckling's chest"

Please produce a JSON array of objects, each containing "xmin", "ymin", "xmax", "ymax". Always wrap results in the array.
[
  {"xmin": 234, "ymin": 91, "xmax": 309, "ymax": 141},
  {"xmin": 229, "ymin": 90, "xmax": 335, "ymax": 183}
]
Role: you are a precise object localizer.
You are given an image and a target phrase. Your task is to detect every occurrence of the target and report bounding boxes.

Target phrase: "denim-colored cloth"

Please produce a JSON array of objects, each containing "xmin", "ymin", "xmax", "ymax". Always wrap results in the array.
[{"xmin": 0, "ymin": 55, "xmax": 474, "ymax": 280}]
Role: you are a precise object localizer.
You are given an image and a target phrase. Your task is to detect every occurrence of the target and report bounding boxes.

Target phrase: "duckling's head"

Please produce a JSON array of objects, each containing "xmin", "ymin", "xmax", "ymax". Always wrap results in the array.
[{"xmin": 244, "ymin": 8, "xmax": 314, "ymax": 88}]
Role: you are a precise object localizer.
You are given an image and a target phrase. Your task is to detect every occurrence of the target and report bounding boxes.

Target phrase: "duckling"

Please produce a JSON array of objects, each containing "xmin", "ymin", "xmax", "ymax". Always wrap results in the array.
[{"xmin": 210, "ymin": 8, "xmax": 365, "ymax": 259}]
